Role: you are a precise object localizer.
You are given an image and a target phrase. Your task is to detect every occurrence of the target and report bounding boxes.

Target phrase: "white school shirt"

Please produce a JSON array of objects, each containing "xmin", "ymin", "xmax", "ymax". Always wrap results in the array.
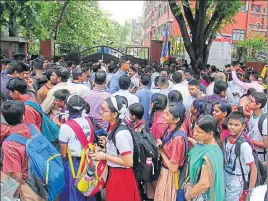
[
  {"xmin": 224, "ymin": 138, "xmax": 254, "ymax": 176},
  {"xmin": 58, "ymin": 117, "xmax": 92, "ymax": 157},
  {"xmin": 248, "ymin": 114, "xmax": 267, "ymax": 161}
]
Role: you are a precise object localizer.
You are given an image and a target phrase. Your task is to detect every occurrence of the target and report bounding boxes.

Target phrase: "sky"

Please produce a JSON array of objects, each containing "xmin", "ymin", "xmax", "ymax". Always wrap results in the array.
[{"xmin": 99, "ymin": 1, "xmax": 144, "ymax": 24}]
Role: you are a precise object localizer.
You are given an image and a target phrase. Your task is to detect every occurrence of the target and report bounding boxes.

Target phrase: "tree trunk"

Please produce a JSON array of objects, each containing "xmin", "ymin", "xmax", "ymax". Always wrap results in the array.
[{"xmin": 9, "ymin": 9, "xmax": 18, "ymax": 37}]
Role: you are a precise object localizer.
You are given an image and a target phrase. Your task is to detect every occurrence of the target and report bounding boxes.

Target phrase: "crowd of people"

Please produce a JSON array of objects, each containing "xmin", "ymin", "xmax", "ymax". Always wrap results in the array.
[{"xmin": 0, "ymin": 53, "xmax": 267, "ymax": 201}]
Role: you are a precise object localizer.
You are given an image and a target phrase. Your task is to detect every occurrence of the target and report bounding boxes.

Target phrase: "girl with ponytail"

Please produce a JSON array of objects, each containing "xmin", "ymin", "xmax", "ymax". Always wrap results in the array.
[
  {"xmin": 149, "ymin": 93, "xmax": 168, "ymax": 139},
  {"xmin": 212, "ymin": 101, "xmax": 232, "ymax": 142},
  {"xmin": 185, "ymin": 115, "xmax": 224, "ymax": 201},
  {"xmin": 91, "ymin": 95, "xmax": 141, "ymax": 201},
  {"xmin": 154, "ymin": 102, "xmax": 188, "ymax": 201}
]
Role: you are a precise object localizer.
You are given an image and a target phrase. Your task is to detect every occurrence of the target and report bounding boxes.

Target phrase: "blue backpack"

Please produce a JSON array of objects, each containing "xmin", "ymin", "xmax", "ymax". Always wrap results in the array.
[
  {"xmin": 4, "ymin": 124, "xmax": 64, "ymax": 201},
  {"xmin": 24, "ymin": 100, "xmax": 59, "ymax": 142}
]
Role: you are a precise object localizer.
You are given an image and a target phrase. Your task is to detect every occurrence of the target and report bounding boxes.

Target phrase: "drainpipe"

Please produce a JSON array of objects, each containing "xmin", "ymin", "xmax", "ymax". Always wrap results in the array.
[{"xmin": 246, "ymin": 1, "xmax": 252, "ymax": 38}]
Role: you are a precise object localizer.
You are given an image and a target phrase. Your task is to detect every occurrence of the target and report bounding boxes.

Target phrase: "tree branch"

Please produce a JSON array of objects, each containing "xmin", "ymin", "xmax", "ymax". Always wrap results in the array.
[
  {"xmin": 182, "ymin": 0, "xmax": 195, "ymax": 32},
  {"xmin": 204, "ymin": 1, "xmax": 223, "ymax": 42},
  {"xmin": 168, "ymin": 0, "xmax": 195, "ymax": 61},
  {"xmin": 54, "ymin": 0, "xmax": 70, "ymax": 40}
]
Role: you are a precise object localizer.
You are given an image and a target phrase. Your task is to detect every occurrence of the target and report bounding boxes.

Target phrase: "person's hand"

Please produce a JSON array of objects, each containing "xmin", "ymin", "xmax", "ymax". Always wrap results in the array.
[
  {"xmin": 230, "ymin": 65, "xmax": 236, "ymax": 71},
  {"xmin": 52, "ymin": 115, "xmax": 61, "ymax": 127},
  {"xmin": 91, "ymin": 151, "xmax": 106, "ymax": 161},
  {"xmin": 129, "ymin": 87, "xmax": 138, "ymax": 94},
  {"xmin": 233, "ymin": 92, "xmax": 239, "ymax": 96},
  {"xmin": 156, "ymin": 139, "xmax": 163, "ymax": 149},
  {"xmin": 188, "ymin": 137, "xmax": 197, "ymax": 146}
]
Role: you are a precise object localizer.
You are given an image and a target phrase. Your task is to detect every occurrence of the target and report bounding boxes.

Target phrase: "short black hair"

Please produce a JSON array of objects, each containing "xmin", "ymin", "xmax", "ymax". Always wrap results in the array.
[
  {"xmin": 160, "ymin": 67, "xmax": 169, "ymax": 75},
  {"xmin": 213, "ymin": 80, "xmax": 228, "ymax": 95},
  {"xmin": 154, "ymin": 76, "xmax": 160, "ymax": 87},
  {"xmin": 95, "ymin": 70, "xmax": 106, "ymax": 85},
  {"xmin": 211, "ymin": 65, "xmax": 217, "ymax": 72},
  {"xmin": 130, "ymin": 65, "xmax": 137, "ymax": 73},
  {"xmin": 129, "ymin": 103, "xmax": 144, "ymax": 120},
  {"xmin": 144, "ymin": 67, "xmax": 153, "ymax": 74},
  {"xmin": 92, "ymin": 63, "xmax": 101, "ymax": 73},
  {"xmin": 1, "ymin": 100, "xmax": 25, "ymax": 125},
  {"xmin": 228, "ymin": 111, "xmax": 246, "ymax": 125},
  {"xmin": 250, "ymin": 71, "xmax": 259, "ymax": 81},
  {"xmin": 6, "ymin": 61, "xmax": 25, "ymax": 75},
  {"xmin": 45, "ymin": 68, "xmax": 53, "ymax": 80},
  {"xmin": 185, "ymin": 69, "xmax": 193, "ymax": 75},
  {"xmin": 72, "ymin": 67, "xmax": 83, "ymax": 80},
  {"xmin": 253, "ymin": 92, "xmax": 266, "ymax": 108},
  {"xmin": 108, "ymin": 64, "xmax": 115, "ymax": 73},
  {"xmin": 119, "ymin": 75, "xmax": 131, "ymax": 90},
  {"xmin": 140, "ymin": 74, "xmax": 151, "ymax": 86},
  {"xmin": 158, "ymin": 76, "xmax": 169, "ymax": 86},
  {"xmin": 188, "ymin": 79, "xmax": 200, "ymax": 86},
  {"xmin": 53, "ymin": 66, "xmax": 69, "ymax": 82},
  {"xmin": 172, "ymin": 72, "xmax": 182, "ymax": 84},
  {"xmin": 6, "ymin": 77, "xmax": 27, "ymax": 94},
  {"xmin": 54, "ymin": 89, "xmax": 70, "ymax": 101}
]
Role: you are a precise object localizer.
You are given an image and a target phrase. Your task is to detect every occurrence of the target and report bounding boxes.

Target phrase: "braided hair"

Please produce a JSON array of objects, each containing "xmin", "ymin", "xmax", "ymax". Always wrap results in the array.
[
  {"xmin": 148, "ymin": 93, "xmax": 167, "ymax": 129},
  {"xmin": 167, "ymin": 102, "xmax": 186, "ymax": 134},
  {"xmin": 191, "ymin": 99, "xmax": 210, "ymax": 129}
]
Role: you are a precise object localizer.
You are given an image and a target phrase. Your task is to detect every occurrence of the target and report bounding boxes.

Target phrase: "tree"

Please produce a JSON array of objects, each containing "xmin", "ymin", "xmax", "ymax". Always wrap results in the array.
[
  {"xmin": 237, "ymin": 34, "xmax": 267, "ymax": 62},
  {"xmin": 168, "ymin": 0, "xmax": 241, "ymax": 73},
  {"xmin": 0, "ymin": 0, "xmax": 132, "ymax": 55}
]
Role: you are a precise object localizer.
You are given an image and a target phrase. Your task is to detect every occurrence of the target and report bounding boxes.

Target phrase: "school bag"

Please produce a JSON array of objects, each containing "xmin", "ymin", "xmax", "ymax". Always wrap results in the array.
[
  {"xmin": 4, "ymin": 124, "xmax": 64, "ymax": 201},
  {"xmin": 24, "ymin": 100, "xmax": 59, "ymax": 143},
  {"xmin": 66, "ymin": 117, "xmax": 108, "ymax": 197},
  {"xmin": 258, "ymin": 113, "xmax": 267, "ymax": 135},
  {"xmin": 111, "ymin": 124, "xmax": 161, "ymax": 182},
  {"xmin": 226, "ymin": 135, "xmax": 267, "ymax": 189}
]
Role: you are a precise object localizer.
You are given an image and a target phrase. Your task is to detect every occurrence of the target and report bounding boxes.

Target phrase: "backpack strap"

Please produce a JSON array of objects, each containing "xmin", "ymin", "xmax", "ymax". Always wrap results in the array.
[
  {"xmin": 258, "ymin": 113, "xmax": 267, "ymax": 136},
  {"xmin": 4, "ymin": 133, "xmax": 27, "ymax": 145},
  {"xmin": 110, "ymin": 124, "xmax": 129, "ymax": 156},
  {"xmin": 24, "ymin": 100, "xmax": 44, "ymax": 116},
  {"xmin": 232, "ymin": 136, "xmax": 248, "ymax": 171},
  {"xmin": 172, "ymin": 130, "xmax": 189, "ymax": 190},
  {"xmin": 66, "ymin": 118, "xmax": 95, "ymax": 148},
  {"xmin": 27, "ymin": 124, "xmax": 40, "ymax": 137}
]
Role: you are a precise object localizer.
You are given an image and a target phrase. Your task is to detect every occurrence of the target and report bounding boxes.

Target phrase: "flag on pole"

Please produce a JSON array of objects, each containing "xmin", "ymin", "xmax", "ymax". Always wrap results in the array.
[{"xmin": 160, "ymin": 24, "xmax": 169, "ymax": 64}]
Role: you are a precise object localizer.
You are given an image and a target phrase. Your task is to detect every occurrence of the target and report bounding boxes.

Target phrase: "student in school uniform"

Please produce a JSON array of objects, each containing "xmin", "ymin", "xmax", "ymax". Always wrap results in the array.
[{"xmin": 91, "ymin": 96, "xmax": 141, "ymax": 201}]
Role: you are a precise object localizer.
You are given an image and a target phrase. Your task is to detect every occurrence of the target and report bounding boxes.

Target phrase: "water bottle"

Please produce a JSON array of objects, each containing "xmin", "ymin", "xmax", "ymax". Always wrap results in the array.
[{"xmin": 84, "ymin": 164, "xmax": 95, "ymax": 182}]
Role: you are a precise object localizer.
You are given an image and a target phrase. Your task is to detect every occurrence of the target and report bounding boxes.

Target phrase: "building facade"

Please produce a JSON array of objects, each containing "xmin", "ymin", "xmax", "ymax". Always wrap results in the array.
[{"xmin": 141, "ymin": 1, "xmax": 267, "ymax": 60}]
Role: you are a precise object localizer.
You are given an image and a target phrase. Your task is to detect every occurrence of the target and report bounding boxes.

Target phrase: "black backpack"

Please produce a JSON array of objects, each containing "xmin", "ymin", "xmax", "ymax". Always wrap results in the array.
[
  {"xmin": 111, "ymin": 124, "xmax": 161, "ymax": 182},
  {"xmin": 258, "ymin": 113, "xmax": 267, "ymax": 136},
  {"xmin": 231, "ymin": 137, "xmax": 267, "ymax": 189}
]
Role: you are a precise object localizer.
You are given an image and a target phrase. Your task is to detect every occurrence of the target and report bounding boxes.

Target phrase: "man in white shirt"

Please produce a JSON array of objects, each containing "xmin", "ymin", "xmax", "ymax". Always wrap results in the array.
[
  {"xmin": 206, "ymin": 72, "xmax": 226, "ymax": 95},
  {"xmin": 171, "ymin": 72, "xmax": 191, "ymax": 110},
  {"xmin": 188, "ymin": 79, "xmax": 205, "ymax": 110},
  {"xmin": 114, "ymin": 75, "xmax": 139, "ymax": 106}
]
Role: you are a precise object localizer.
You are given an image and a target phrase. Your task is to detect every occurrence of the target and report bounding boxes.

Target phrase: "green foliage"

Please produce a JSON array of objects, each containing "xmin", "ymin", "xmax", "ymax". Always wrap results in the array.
[
  {"xmin": 237, "ymin": 35, "xmax": 267, "ymax": 61},
  {"xmin": 169, "ymin": 0, "xmax": 241, "ymax": 72},
  {"xmin": 1, "ymin": 0, "xmax": 132, "ymax": 54}
]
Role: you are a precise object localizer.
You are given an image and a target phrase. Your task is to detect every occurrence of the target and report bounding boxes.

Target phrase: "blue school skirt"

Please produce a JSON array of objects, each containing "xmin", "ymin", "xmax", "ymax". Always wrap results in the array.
[{"xmin": 59, "ymin": 157, "xmax": 96, "ymax": 201}]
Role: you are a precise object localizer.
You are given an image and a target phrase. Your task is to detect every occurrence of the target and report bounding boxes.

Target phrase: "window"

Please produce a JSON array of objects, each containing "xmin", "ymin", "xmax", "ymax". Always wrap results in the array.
[
  {"xmin": 256, "ymin": 23, "xmax": 262, "ymax": 29},
  {"xmin": 240, "ymin": 1, "xmax": 248, "ymax": 12},
  {"xmin": 263, "ymin": 8, "xmax": 266, "ymax": 14},
  {"xmin": 251, "ymin": 4, "xmax": 261, "ymax": 13},
  {"xmin": 232, "ymin": 29, "xmax": 245, "ymax": 41}
]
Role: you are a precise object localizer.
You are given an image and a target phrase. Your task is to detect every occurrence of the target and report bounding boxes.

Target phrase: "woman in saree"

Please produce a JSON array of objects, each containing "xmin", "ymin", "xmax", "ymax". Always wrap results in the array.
[{"xmin": 186, "ymin": 115, "xmax": 224, "ymax": 201}]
